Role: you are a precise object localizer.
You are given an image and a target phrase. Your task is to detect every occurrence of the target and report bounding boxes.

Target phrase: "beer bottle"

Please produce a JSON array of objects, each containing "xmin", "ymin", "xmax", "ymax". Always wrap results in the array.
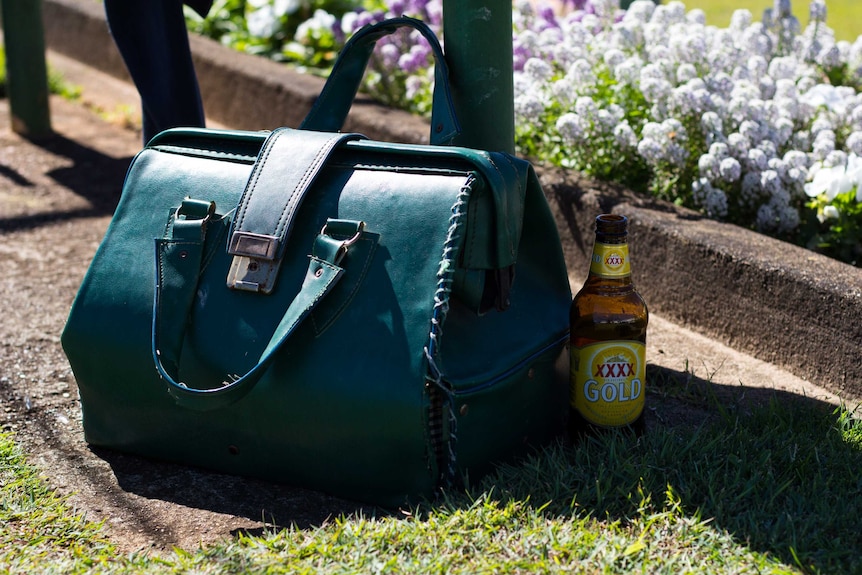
[{"xmin": 569, "ymin": 214, "xmax": 648, "ymax": 437}]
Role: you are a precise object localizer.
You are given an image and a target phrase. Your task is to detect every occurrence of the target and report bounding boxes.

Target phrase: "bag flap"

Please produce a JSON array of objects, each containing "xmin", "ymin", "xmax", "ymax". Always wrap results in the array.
[{"xmin": 225, "ymin": 127, "xmax": 364, "ymax": 293}]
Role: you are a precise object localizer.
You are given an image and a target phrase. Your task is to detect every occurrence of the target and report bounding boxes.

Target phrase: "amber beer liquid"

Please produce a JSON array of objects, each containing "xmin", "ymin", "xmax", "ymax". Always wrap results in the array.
[{"xmin": 569, "ymin": 214, "xmax": 648, "ymax": 437}]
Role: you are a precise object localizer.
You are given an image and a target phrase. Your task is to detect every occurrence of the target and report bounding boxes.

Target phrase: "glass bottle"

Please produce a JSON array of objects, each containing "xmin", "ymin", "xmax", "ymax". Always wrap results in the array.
[{"xmin": 569, "ymin": 214, "xmax": 648, "ymax": 437}]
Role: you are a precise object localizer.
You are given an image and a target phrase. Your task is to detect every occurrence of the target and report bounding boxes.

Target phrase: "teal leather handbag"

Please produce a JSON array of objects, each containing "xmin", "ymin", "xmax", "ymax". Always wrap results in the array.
[{"xmin": 62, "ymin": 18, "xmax": 571, "ymax": 506}]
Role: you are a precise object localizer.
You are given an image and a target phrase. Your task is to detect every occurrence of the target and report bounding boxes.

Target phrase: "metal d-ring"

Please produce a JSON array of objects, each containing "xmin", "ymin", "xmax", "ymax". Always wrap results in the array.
[
  {"xmin": 320, "ymin": 220, "xmax": 366, "ymax": 261},
  {"xmin": 175, "ymin": 198, "xmax": 216, "ymax": 225}
]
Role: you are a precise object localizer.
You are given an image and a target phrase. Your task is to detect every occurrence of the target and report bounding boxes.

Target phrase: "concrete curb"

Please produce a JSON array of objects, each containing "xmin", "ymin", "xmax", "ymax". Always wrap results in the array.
[{"xmin": 41, "ymin": 0, "xmax": 862, "ymax": 400}]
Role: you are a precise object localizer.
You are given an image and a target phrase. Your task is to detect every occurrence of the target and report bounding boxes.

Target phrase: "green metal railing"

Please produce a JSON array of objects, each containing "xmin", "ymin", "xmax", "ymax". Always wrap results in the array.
[
  {"xmin": 0, "ymin": 0, "xmax": 52, "ymax": 136},
  {"xmin": 443, "ymin": 0, "xmax": 514, "ymax": 154}
]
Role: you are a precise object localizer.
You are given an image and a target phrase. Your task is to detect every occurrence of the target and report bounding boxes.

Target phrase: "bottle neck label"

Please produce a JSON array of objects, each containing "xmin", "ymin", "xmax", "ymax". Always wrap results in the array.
[
  {"xmin": 589, "ymin": 242, "xmax": 631, "ymax": 278},
  {"xmin": 571, "ymin": 341, "xmax": 645, "ymax": 427}
]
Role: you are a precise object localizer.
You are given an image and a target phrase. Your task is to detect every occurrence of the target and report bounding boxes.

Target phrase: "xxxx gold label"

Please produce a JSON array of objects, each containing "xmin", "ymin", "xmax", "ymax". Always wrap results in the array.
[
  {"xmin": 571, "ymin": 341, "xmax": 645, "ymax": 428},
  {"xmin": 590, "ymin": 242, "xmax": 630, "ymax": 278}
]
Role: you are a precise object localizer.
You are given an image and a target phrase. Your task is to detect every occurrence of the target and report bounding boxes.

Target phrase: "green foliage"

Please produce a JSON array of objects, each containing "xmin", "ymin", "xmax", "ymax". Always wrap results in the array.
[
  {"xmin": 0, "ymin": 47, "xmax": 5, "ymax": 98},
  {"xmin": 803, "ymin": 189, "xmax": 862, "ymax": 265}
]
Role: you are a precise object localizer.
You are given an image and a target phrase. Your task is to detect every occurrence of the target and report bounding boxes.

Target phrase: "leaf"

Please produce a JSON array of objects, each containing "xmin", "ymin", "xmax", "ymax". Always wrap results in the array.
[{"xmin": 623, "ymin": 539, "xmax": 646, "ymax": 556}]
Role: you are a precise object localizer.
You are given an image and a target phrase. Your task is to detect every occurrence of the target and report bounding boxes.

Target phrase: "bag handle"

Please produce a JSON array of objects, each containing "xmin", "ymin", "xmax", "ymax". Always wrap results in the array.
[
  {"xmin": 300, "ymin": 16, "xmax": 460, "ymax": 145},
  {"xmin": 152, "ymin": 209, "xmax": 364, "ymax": 411}
]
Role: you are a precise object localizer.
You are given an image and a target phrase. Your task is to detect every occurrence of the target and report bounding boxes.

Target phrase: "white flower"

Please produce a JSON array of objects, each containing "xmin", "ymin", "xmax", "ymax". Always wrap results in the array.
[
  {"xmin": 847, "ymin": 154, "xmax": 862, "ymax": 199},
  {"xmin": 783, "ymin": 150, "xmax": 808, "ymax": 169},
  {"xmin": 700, "ymin": 111, "xmax": 723, "ymax": 135},
  {"xmin": 612, "ymin": 22, "xmax": 644, "ymax": 52},
  {"xmin": 727, "ymin": 132, "xmax": 751, "ymax": 160},
  {"xmin": 687, "ymin": 9, "xmax": 706, "ymax": 26},
  {"xmin": 740, "ymin": 120, "xmax": 763, "ymax": 143},
  {"xmin": 801, "ymin": 84, "xmax": 849, "ymax": 113},
  {"xmin": 575, "ymin": 96, "xmax": 598, "ymax": 119},
  {"xmin": 812, "ymin": 134, "xmax": 836, "ymax": 160},
  {"xmin": 804, "ymin": 161, "xmax": 853, "ymax": 200},
  {"xmin": 693, "ymin": 175, "xmax": 727, "ymax": 217},
  {"xmin": 825, "ymin": 150, "xmax": 848, "ymax": 169},
  {"xmin": 524, "ymin": 58, "xmax": 554, "ymax": 82},
  {"xmin": 761, "ymin": 169, "xmax": 781, "ymax": 194},
  {"xmin": 758, "ymin": 139, "xmax": 777, "ymax": 159},
  {"xmin": 719, "ymin": 157, "xmax": 742, "ymax": 182},
  {"xmin": 677, "ymin": 63, "xmax": 698, "ymax": 83},
  {"xmin": 603, "ymin": 49, "xmax": 626, "ymax": 70},
  {"xmin": 625, "ymin": 0, "xmax": 657, "ymax": 24},
  {"xmin": 556, "ymin": 113, "xmax": 585, "ymax": 145},
  {"xmin": 613, "ymin": 121, "xmax": 638, "ymax": 148},
  {"xmin": 596, "ymin": 109, "xmax": 617, "ymax": 132},
  {"xmin": 515, "ymin": 94, "xmax": 545, "ymax": 124},
  {"xmin": 295, "ymin": 9, "xmax": 336, "ymax": 40},
  {"xmin": 246, "ymin": 5, "xmax": 278, "ymax": 37},
  {"xmin": 709, "ymin": 142, "xmax": 730, "ymax": 159},
  {"xmin": 637, "ymin": 138, "xmax": 664, "ymax": 164},
  {"xmin": 274, "ymin": 0, "xmax": 300, "ymax": 16},
  {"xmin": 774, "ymin": 0, "xmax": 792, "ymax": 19},
  {"xmin": 772, "ymin": 117, "xmax": 794, "ymax": 146},
  {"xmin": 566, "ymin": 59, "xmax": 594, "ymax": 89},
  {"xmin": 748, "ymin": 55, "xmax": 768, "ymax": 78},
  {"xmin": 818, "ymin": 45, "xmax": 842, "ymax": 69},
  {"xmin": 698, "ymin": 153, "xmax": 719, "ymax": 178},
  {"xmin": 613, "ymin": 56, "xmax": 644, "ymax": 84},
  {"xmin": 767, "ymin": 56, "xmax": 800, "ymax": 81},
  {"xmin": 708, "ymin": 72, "xmax": 735, "ymax": 98},
  {"xmin": 747, "ymin": 148, "xmax": 769, "ymax": 171},
  {"xmin": 730, "ymin": 9, "xmax": 752, "ymax": 30},
  {"xmin": 819, "ymin": 205, "xmax": 840, "ymax": 222},
  {"xmin": 741, "ymin": 23, "xmax": 772, "ymax": 57},
  {"xmin": 786, "ymin": 166, "xmax": 809, "ymax": 192},
  {"xmin": 846, "ymin": 132, "xmax": 862, "ymax": 156}
]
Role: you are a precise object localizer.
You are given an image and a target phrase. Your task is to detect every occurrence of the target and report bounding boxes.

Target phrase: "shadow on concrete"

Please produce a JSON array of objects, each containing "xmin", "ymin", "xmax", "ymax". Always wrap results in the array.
[
  {"xmin": 36, "ymin": 133, "xmax": 132, "ymax": 210},
  {"xmin": 0, "ymin": 163, "xmax": 34, "ymax": 187},
  {"xmin": 90, "ymin": 446, "xmax": 375, "ymax": 532},
  {"xmin": 0, "ymin": 132, "xmax": 131, "ymax": 233}
]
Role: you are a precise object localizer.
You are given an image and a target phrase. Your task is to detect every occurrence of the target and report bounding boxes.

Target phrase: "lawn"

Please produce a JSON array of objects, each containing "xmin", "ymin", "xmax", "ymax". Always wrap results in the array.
[
  {"xmin": 3, "ymin": 393, "xmax": 862, "ymax": 574},
  {"xmin": 686, "ymin": 0, "xmax": 862, "ymax": 42}
]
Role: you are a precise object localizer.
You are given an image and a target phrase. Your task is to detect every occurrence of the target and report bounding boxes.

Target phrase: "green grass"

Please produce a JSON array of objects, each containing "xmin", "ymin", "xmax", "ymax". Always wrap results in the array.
[
  {"xmin": 687, "ymin": 0, "xmax": 862, "ymax": 42},
  {"xmin": 3, "ymin": 390, "xmax": 862, "ymax": 574},
  {"xmin": 0, "ymin": 432, "xmax": 145, "ymax": 574}
]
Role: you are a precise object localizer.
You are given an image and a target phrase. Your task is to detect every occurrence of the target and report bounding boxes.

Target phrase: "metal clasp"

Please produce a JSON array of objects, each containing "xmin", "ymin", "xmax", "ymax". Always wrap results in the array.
[
  {"xmin": 321, "ymin": 220, "xmax": 365, "ymax": 263},
  {"xmin": 175, "ymin": 197, "xmax": 216, "ymax": 223}
]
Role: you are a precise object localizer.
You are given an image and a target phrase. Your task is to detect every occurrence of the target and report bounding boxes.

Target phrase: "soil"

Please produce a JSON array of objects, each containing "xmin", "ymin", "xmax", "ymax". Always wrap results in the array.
[{"xmin": 0, "ymin": 92, "xmax": 853, "ymax": 555}]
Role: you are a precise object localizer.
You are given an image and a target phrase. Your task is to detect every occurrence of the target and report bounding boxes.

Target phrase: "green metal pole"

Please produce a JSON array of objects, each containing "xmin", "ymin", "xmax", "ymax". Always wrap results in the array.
[
  {"xmin": 1, "ymin": 0, "xmax": 52, "ymax": 136},
  {"xmin": 442, "ymin": 0, "xmax": 514, "ymax": 154}
]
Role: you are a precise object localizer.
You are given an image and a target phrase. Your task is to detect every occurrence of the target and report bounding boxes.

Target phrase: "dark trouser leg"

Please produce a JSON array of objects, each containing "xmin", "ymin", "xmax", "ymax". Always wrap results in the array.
[{"xmin": 104, "ymin": 0, "xmax": 205, "ymax": 143}]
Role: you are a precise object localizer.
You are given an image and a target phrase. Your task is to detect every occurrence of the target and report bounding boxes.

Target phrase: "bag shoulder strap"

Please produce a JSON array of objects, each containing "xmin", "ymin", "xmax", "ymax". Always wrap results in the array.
[{"xmin": 300, "ymin": 17, "xmax": 459, "ymax": 145}]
